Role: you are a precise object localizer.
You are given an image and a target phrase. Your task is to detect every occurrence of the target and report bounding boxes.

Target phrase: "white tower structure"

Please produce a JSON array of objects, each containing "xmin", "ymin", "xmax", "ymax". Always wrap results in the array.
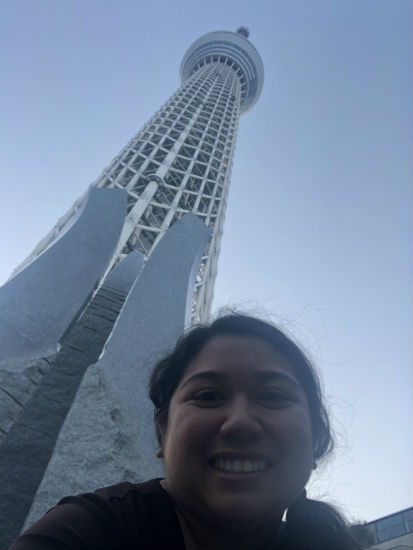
[{"xmin": 13, "ymin": 27, "xmax": 264, "ymax": 322}]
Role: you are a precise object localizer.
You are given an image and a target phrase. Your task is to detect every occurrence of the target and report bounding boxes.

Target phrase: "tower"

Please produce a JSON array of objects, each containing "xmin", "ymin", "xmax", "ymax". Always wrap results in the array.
[{"xmin": 11, "ymin": 28, "xmax": 264, "ymax": 322}]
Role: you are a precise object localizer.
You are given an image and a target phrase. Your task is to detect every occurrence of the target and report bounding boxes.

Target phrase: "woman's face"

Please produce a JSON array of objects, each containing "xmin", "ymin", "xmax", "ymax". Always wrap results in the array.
[{"xmin": 159, "ymin": 335, "xmax": 314, "ymax": 526}]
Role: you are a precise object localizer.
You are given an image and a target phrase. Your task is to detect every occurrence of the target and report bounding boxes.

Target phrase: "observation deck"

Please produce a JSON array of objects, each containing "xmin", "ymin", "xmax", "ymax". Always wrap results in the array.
[{"xmin": 179, "ymin": 29, "xmax": 264, "ymax": 115}]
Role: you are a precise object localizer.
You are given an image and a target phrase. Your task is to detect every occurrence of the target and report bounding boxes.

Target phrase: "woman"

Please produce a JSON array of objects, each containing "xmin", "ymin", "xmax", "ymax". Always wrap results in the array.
[{"xmin": 11, "ymin": 314, "xmax": 359, "ymax": 549}]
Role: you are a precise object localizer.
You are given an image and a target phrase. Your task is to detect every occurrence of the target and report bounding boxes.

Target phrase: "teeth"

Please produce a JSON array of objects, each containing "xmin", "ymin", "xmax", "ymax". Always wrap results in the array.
[{"xmin": 213, "ymin": 458, "xmax": 266, "ymax": 473}]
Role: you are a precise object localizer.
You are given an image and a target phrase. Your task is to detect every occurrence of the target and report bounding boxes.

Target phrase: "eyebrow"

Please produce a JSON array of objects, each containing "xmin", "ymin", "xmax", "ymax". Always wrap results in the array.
[{"xmin": 179, "ymin": 369, "xmax": 302, "ymax": 391}]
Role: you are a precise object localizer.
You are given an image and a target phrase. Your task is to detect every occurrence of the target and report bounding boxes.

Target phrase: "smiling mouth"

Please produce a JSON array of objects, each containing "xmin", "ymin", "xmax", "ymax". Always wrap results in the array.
[{"xmin": 211, "ymin": 458, "xmax": 268, "ymax": 474}]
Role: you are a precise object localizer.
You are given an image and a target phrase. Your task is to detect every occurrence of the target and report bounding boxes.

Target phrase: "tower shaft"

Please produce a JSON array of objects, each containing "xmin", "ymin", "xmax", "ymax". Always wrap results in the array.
[{"xmin": 97, "ymin": 61, "xmax": 242, "ymax": 321}]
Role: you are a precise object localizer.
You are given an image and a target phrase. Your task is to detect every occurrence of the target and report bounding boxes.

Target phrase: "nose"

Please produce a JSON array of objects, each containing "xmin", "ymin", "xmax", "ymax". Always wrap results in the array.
[{"xmin": 219, "ymin": 396, "xmax": 264, "ymax": 443}]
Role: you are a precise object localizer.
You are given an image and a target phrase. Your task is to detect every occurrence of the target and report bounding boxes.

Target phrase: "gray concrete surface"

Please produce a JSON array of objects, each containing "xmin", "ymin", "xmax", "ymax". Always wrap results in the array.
[
  {"xmin": 0, "ymin": 188, "xmax": 126, "ymax": 371},
  {"xmin": 1, "ymin": 251, "xmax": 142, "ymax": 548},
  {"xmin": 22, "ymin": 213, "xmax": 210, "ymax": 531}
]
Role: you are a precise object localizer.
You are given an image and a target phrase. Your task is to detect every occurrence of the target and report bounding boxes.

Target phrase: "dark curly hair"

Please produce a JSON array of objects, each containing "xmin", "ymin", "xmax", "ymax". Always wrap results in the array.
[{"xmin": 149, "ymin": 313, "xmax": 359, "ymax": 549}]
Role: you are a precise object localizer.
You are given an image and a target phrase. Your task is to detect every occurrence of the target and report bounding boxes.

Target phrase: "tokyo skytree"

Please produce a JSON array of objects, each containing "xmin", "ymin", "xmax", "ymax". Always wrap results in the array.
[{"xmin": 13, "ymin": 27, "xmax": 264, "ymax": 322}]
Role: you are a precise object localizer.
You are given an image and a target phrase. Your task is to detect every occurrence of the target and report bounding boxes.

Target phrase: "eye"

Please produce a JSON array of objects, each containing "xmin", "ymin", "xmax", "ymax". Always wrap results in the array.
[
  {"xmin": 256, "ymin": 388, "xmax": 292, "ymax": 407},
  {"xmin": 191, "ymin": 388, "xmax": 225, "ymax": 406}
]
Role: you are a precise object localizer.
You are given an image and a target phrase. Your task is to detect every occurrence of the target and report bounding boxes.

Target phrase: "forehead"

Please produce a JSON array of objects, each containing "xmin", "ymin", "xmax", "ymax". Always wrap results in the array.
[{"xmin": 180, "ymin": 334, "xmax": 300, "ymax": 385}]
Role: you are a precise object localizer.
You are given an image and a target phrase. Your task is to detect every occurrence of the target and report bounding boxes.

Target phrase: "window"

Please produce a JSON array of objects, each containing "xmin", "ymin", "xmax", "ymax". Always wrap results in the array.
[
  {"xmin": 376, "ymin": 513, "xmax": 407, "ymax": 543},
  {"xmin": 403, "ymin": 510, "xmax": 413, "ymax": 533}
]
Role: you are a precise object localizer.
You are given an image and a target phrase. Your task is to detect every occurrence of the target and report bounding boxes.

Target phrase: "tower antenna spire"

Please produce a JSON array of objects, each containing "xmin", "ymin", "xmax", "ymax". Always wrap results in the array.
[{"xmin": 236, "ymin": 26, "xmax": 249, "ymax": 38}]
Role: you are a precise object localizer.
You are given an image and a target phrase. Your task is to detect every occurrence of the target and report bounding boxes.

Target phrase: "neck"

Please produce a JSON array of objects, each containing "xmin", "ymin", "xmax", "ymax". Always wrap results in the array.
[{"xmin": 174, "ymin": 502, "xmax": 281, "ymax": 550}]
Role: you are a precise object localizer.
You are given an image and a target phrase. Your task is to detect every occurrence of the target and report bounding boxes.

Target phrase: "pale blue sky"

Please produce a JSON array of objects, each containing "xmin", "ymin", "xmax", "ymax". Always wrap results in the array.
[{"xmin": 0, "ymin": 0, "xmax": 411, "ymax": 523}]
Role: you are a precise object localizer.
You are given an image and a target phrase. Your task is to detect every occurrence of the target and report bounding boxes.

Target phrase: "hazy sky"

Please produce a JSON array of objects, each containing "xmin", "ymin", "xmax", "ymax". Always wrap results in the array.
[{"xmin": 0, "ymin": 0, "xmax": 411, "ymax": 523}]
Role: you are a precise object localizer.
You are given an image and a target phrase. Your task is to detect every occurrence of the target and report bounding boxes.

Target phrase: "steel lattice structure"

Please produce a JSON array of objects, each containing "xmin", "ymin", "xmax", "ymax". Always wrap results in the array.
[{"xmin": 12, "ymin": 28, "xmax": 264, "ymax": 322}]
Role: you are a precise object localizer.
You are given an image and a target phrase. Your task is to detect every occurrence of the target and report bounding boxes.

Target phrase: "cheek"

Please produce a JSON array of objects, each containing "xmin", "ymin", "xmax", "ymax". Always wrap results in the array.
[
  {"xmin": 271, "ymin": 409, "xmax": 314, "ymax": 457},
  {"xmin": 268, "ymin": 411, "xmax": 314, "ymax": 499},
  {"xmin": 163, "ymin": 407, "xmax": 218, "ymax": 460}
]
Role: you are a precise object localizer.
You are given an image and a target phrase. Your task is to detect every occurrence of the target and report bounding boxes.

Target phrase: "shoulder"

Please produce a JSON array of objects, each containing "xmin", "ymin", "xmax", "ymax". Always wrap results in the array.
[{"xmin": 10, "ymin": 479, "xmax": 184, "ymax": 550}]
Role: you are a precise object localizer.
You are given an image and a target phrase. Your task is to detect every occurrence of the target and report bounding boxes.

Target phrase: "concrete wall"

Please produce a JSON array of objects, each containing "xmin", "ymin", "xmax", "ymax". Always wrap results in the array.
[
  {"xmin": 0, "ymin": 252, "xmax": 143, "ymax": 548},
  {"xmin": 22, "ymin": 213, "xmax": 210, "ymax": 531},
  {"xmin": 0, "ymin": 188, "xmax": 126, "ymax": 371}
]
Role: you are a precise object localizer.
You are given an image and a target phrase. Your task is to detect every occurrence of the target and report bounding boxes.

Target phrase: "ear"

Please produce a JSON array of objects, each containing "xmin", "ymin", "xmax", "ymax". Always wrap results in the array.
[{"xmin": 155, "ymin": 421, "xmax": 165, "ymax": 457}]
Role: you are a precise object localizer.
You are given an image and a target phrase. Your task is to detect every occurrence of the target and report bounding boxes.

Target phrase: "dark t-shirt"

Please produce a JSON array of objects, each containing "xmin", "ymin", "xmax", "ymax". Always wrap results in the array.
[{"xmin": 10, "ymin": 478, "xmax": 185, "ymax": 550}]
